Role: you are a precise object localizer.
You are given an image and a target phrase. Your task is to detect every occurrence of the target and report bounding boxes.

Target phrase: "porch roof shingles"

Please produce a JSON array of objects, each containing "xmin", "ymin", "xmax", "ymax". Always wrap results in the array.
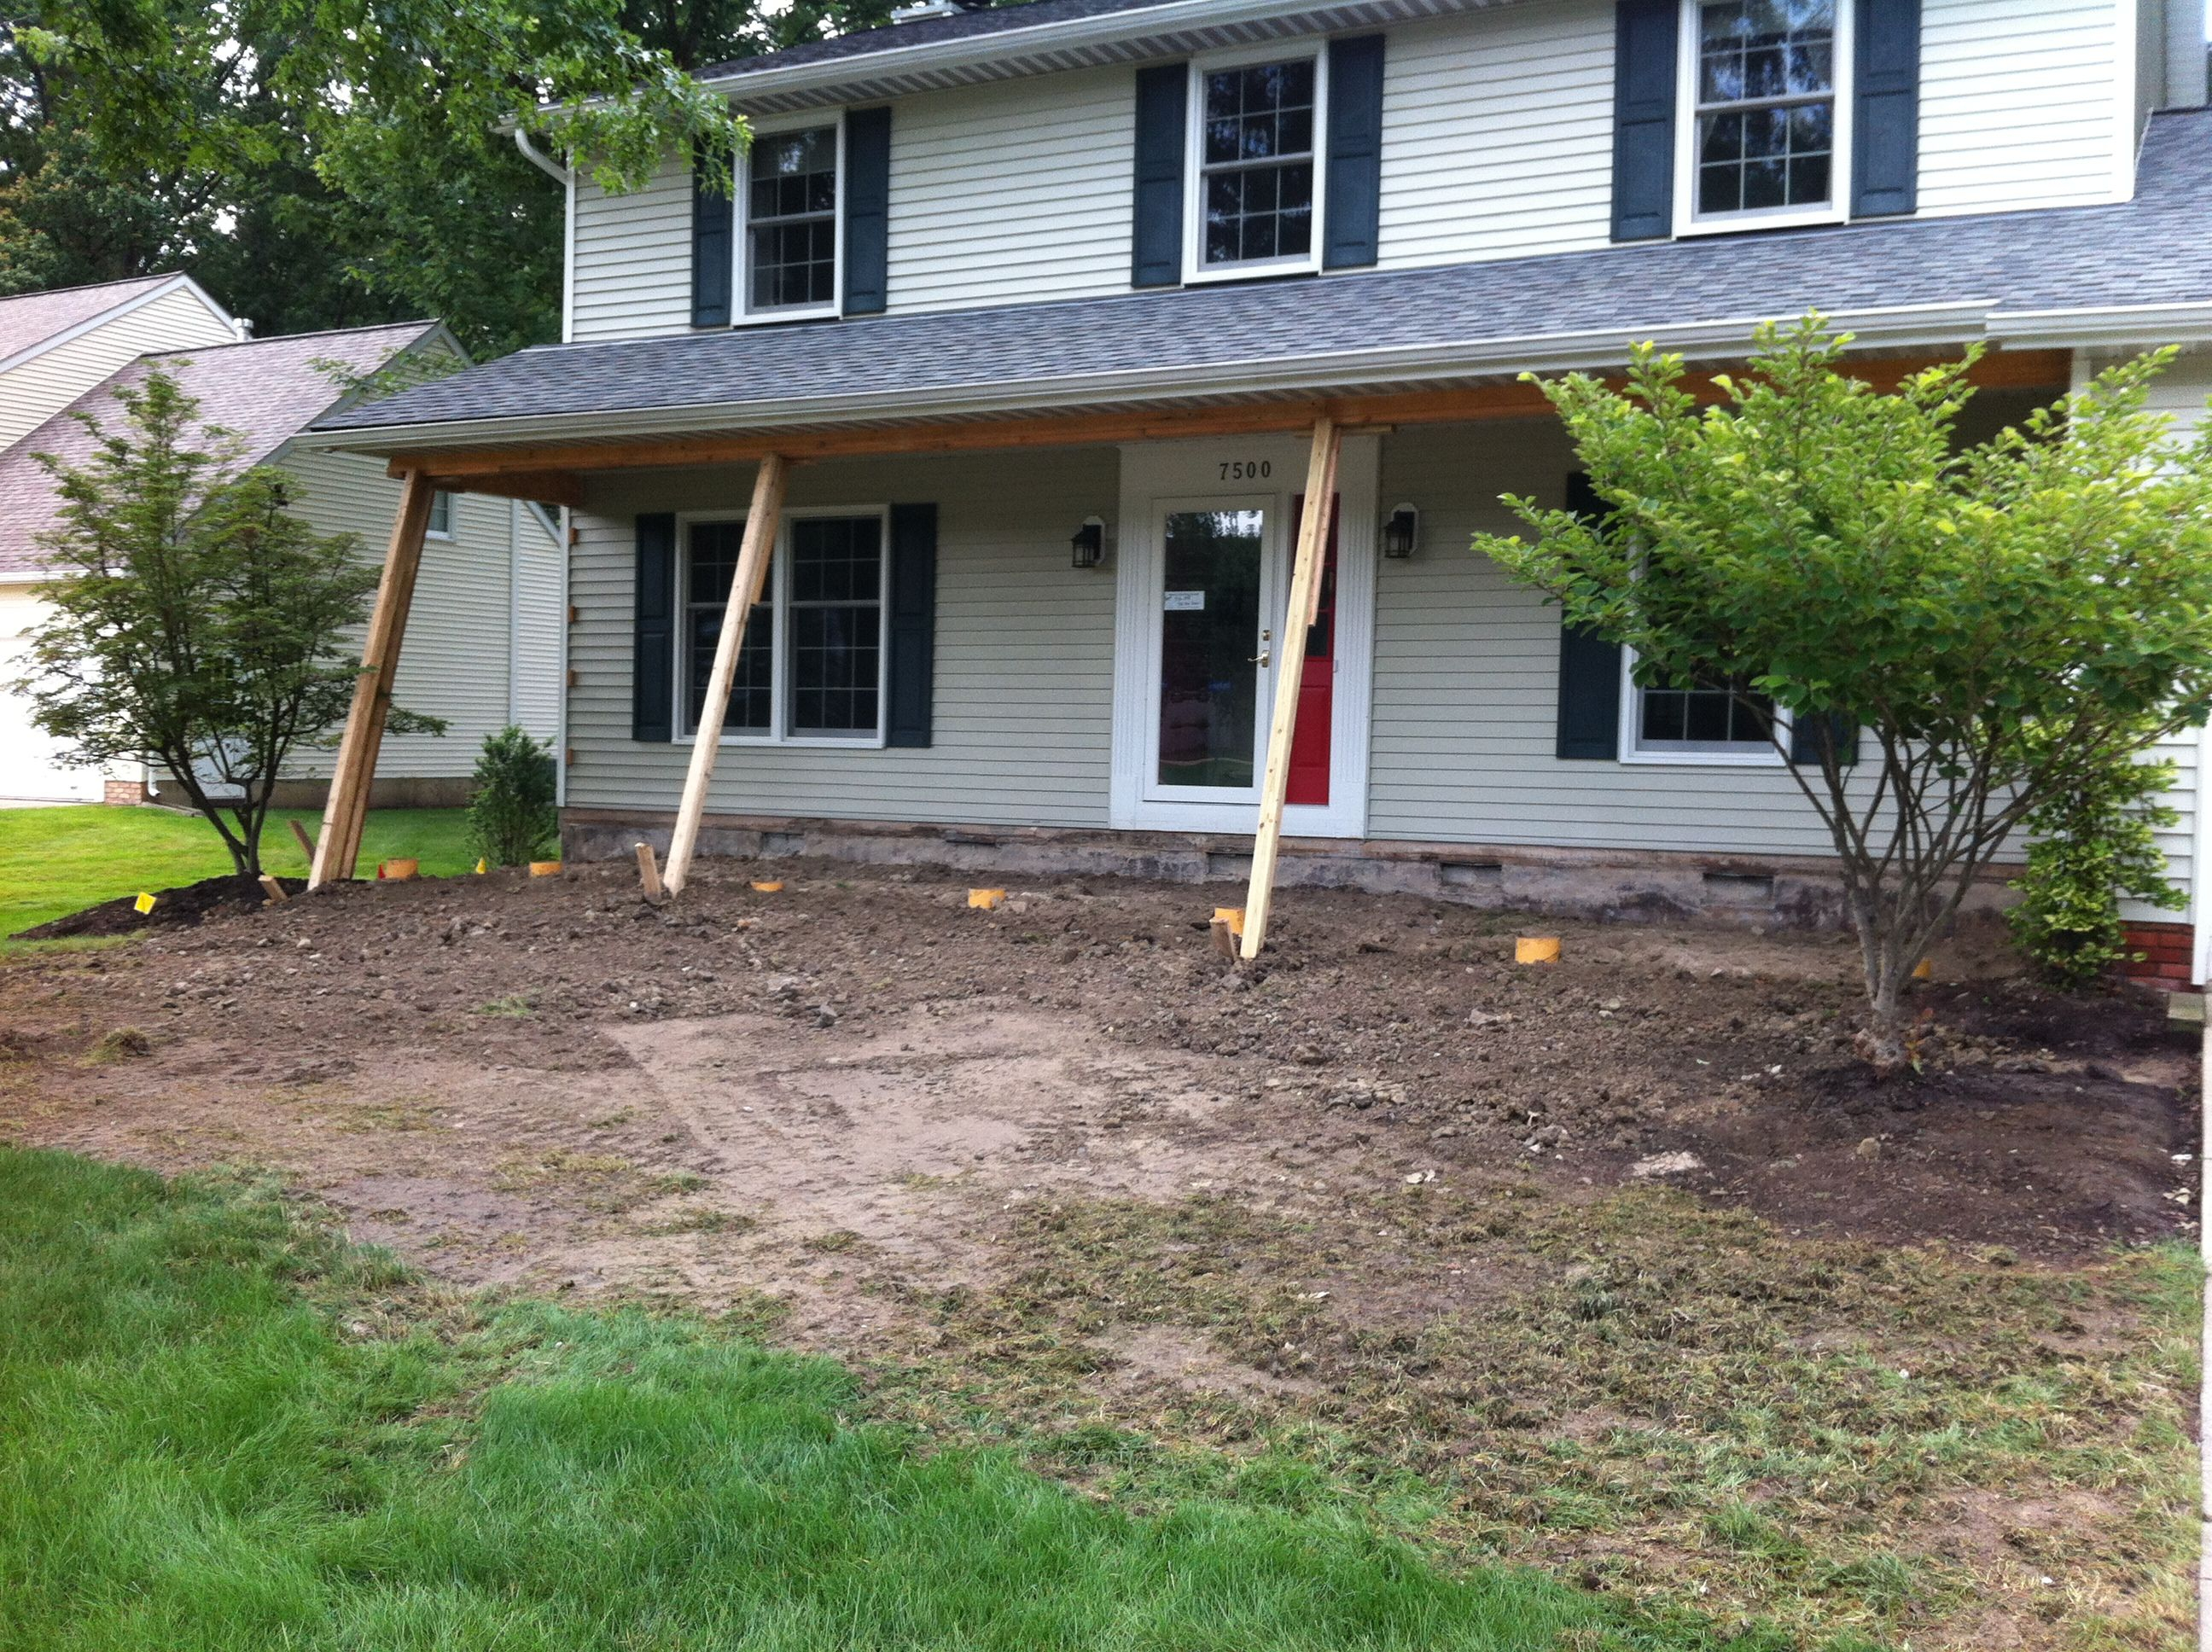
[{"xmin": 315, "ymin": 108, "xmax": 2212, "ymax": 444}]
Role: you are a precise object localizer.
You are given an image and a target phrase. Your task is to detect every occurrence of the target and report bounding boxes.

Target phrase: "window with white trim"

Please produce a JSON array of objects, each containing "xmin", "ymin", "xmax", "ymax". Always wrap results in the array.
[
  {"xmin": 425, "ymin": 490, "xmax": 455, "ymax": 538},
  {"xmin": 683, "ymin": 513, "xmax": 885, "ymax": 742},
  {"xmin": 1622, "ymin": 655, "xmax": 1788, "ymax": 763},
  {"xmin": 743, "ymin": 123, "xmax": 840, "ymax": 317},
  {"xmin": 1683, "ymin": 0, "xmax": 1848, "ymax": 227},
  {"xmin": 1192, "ymin": 54, "xmax": 1323, "ymax": 274}
]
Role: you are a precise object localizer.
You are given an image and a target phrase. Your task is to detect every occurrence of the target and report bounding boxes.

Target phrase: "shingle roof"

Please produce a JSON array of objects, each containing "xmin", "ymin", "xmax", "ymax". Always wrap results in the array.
[
  {"xmin": 0, "ymin": 275, "xmax": 189, "ymax": 368},
  {"xmin": 701, "ymin": 0, "xmax": 1167, "ymax": 81},
  {"xmin": 316, "ymin": 109, "xmax": 2212, "ymax": 445},
  {"xmin": 0, "ymin": 321, "xmax": 439, "ymax": 577}
]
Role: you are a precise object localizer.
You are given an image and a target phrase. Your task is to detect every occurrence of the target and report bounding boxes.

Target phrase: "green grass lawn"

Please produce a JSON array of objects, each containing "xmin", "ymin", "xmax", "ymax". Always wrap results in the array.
[
  {"xmin": 0, "ymin": 1147, "xmax": 1752, "ymax": 1652},
  {"xmin": 0, "ymin": 803, "xmax": 475, "ymax": 939}
]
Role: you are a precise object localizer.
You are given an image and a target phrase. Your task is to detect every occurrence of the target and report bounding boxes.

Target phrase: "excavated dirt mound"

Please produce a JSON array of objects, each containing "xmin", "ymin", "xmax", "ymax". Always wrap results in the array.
[{"xmin": 14, "ymin": 872, "xmax": 306, "ymax": 939}]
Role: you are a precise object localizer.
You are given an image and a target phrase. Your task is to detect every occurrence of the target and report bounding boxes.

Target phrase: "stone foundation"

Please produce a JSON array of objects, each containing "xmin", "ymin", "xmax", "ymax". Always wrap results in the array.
[
  {"xmin": 2122, "ymin": 920, "xmax": 2197, "ymax": 990},
  {"xmin": 562, "ymin": 807, "xmax": 2023, "ymax": 934}
]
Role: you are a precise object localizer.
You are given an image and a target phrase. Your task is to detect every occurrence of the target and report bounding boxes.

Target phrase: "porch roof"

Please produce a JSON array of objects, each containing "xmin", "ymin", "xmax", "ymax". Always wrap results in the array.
[{"xmin": 312, "ymin": 109, "xmax": 2212, "ymax": 460}]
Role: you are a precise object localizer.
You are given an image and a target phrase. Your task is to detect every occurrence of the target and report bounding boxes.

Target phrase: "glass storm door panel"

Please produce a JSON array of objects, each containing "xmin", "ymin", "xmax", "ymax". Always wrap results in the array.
[{"xmin": 1156, "ymin": 508, "xmax": 1266, "ymax": 791}]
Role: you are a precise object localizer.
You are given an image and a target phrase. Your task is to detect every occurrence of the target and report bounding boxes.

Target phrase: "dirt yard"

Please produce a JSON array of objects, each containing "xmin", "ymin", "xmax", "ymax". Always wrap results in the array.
[{"xmin": 2, "ymin": 858, "xmax": 2199, "ymax": 1649}]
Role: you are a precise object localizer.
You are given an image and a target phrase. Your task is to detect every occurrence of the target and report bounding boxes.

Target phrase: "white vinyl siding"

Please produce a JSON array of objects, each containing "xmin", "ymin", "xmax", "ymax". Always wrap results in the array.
[
  {"xmin": 567, "ymin": 448, "xmax": 1118, "ymax": 824},
  {"xmin": 279, "ymin": 447, "xmax": 564, "ymax": 779},
  {"xmin": 1374, "ymin": 0, "xmax": 1617, "ymax": 269},
  {"xmin": 1369, "ymin": 420, "xmax": 1875, "ymax": 857},
  {"xmin": 0, "ymin": 286, "xmax": 235, "ymax": 450},
  {"xmin": 570, "ymin": 158, "xmax": 696, "ymax": 343},
  {"xmin": 511, "ymin": 507, "xmax": 565, "ymax": 744},
  {"xmin": 0, "ymin": 582, "xmax": 105, "ymax": 801},
  {"xmin": 882, "ymin": 65, "xmax": 1134, "ymax": 314},
  {"xmin": 1915, "ymin": 0, "xmax": 2130, "ymax": 214}
]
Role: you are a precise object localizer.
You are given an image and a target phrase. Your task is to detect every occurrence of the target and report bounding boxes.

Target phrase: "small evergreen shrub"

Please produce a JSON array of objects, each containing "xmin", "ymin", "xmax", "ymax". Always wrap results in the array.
[
  {"xmin": 2007, "ymin": 753, "xmax": 2183, "ymax": 989},
  {"xmin": 468, "ymin": 726, "xmax": 558, "ymax": 868}
]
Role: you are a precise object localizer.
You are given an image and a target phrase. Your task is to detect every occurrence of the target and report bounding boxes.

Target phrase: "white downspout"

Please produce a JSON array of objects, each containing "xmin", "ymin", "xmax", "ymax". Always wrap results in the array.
[
  {"xmin": 512, "ymin": 130, "xmax": 578, "ymax": 346},
  {"xmin": 508, "ymin": 498, "xmax": 523, "ymax": 729}
]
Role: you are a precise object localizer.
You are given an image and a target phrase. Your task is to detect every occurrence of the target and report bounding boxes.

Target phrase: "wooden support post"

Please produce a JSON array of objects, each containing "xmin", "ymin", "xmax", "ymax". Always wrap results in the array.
[
  {"xmin": 636, "ymin": 841, "xmax": 665, "ymax": 901},
  {"xmin": 288, "ymin": 817, "xmax": 317, "ymax": 862},
  {"xmin": 1240, "ymin": 417, "xmax": 1340, "ymax": 962},
  {"xmin": 309, "ymin": 471, "xmax": 435, "ymax": 889},
  {"xmin": 663, "ymin": 455, "xmax": 789, "ymax": 896}
]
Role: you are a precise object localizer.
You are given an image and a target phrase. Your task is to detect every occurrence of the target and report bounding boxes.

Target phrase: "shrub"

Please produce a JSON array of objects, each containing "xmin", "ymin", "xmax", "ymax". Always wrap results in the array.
[
  {"xmin": 468, "ymin": 726, "xmax": 557, "ymax": 868},
  {"xmin": 2007, "ymin": 752, "xmax": 2183, "ymax": 989}
]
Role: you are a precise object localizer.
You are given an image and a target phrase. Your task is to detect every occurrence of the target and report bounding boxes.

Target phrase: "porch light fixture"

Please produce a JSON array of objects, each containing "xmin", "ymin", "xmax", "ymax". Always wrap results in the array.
[
  {"xmin": 1071, "ymin": 516, "xmax": 1107, "ymax": 568},
  {"xmin": 1382, "ymin": 503, "xmax": 1420, "ymax": 560}
]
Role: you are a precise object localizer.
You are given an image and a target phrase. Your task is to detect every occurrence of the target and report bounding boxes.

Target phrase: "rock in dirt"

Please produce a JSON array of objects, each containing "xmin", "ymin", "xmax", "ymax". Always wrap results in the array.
[{"xmin": 1628, "ymin": 1150, "xmax": 1705, "ymax": 1178}]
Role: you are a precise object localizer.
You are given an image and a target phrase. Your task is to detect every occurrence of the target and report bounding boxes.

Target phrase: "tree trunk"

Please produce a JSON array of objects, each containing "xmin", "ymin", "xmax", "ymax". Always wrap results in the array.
[{"xmin": 1848, "ymin": 886, "xmax": 1913, "ymax": 1076}]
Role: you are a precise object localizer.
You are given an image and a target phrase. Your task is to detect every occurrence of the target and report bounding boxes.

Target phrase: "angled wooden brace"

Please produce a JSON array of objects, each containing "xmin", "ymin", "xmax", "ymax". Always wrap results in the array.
[
  {"xmin": 663, "ymin": 454, "xmax": 789, "ymax": 895},
  {"xmin": 1240, "ymin": 416, "xmax": 1340, "ymax": 960},
  {"xmin": 310, "ymin": 470, "xmax": 436, "ymax": 889}
]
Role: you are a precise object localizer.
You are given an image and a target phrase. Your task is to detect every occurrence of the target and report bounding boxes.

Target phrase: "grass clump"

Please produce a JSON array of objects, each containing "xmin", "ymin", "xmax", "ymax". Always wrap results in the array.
[{"xmin": 0, "ymin": 1145, "xmax": 1733, "ymax": 1651}]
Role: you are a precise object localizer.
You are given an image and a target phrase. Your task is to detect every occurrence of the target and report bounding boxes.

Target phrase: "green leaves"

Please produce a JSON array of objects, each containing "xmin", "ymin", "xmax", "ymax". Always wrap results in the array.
[{"xmin": 1476, "ymin": 315, "xmax": 2212, "ymax": 1060}]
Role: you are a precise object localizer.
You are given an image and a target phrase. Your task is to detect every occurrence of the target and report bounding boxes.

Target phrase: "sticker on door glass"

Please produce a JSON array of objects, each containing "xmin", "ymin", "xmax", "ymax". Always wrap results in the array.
[{"xmin": 1162, "ymin": 590, "xmax": 1206, "ymax": 611}]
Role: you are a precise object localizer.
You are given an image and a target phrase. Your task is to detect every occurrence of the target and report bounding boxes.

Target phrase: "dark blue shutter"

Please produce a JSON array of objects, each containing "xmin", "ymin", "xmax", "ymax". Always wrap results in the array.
[
  {"xmin": 1851, "ymin": 0, "xmax": 1921, "ymax": 217},
  {"xmin": 691, "ymin": 158, "xmax": 733, "ymax": 328},
  {"xmin": 1323, "ymin": 34, "xmax": 1385, "ymax": 270},
  {"xmin": 1610, "ymin": 0, "xmax": 1678, "ymax": 241},
  {"xmin": 1132, "ymin": 64, "xmax": 1187, "ymax": 288},
  {"xmin": 633, "ymin": 514, "xmax": 678, "ymax": 742},
  {"xmin": 1556, "ymin": 473, "xmax": 1622, "ymax": 759},
  {"xmin": 1790, "ymin": 711, "xmax": 1860, "ymax": 767},
  {"xmin": 844, "ymin": 106, "xmax": 893, "ymax": 314},
  {"xmin": 885, "ymin": 503, "xmax": 936, "ymax": 747}
]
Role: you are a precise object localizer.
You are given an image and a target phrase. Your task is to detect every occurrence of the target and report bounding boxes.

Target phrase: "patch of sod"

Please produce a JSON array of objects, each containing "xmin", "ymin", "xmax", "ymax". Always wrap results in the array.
[
  {"xmin": 0, "ymin": 1147, "xmax": 1754, "ymax": 1651},
  {"xmin": 0, "ymin": 804, "xmax": 474, "ymax": 943}
]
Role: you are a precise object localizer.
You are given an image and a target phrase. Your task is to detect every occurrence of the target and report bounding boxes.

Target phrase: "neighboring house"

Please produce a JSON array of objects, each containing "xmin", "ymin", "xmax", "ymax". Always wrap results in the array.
[
  {"xmin": 0, "ymin": 277, "xmax": 563, "ymax": 806},
  {"xmin": 310, "ymin": 0, "xmax": 2212, "ymax": 981}
]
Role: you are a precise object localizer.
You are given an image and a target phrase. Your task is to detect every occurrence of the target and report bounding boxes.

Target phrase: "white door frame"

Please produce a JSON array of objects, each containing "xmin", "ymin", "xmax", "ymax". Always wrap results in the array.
[{"xmin": 1109, "ymin": 432, "xmax": 1377, "ymax": 838}]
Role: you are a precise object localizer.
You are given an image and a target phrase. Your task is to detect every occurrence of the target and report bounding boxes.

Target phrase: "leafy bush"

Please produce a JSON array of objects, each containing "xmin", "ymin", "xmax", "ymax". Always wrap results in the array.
[
  {"xmin": 2007, "ymin": 751, "xmax": 2183, "ymax": 989},
  {"xmin": 468, "ymin": 725, "xmax": 557, "ymax": 868}
]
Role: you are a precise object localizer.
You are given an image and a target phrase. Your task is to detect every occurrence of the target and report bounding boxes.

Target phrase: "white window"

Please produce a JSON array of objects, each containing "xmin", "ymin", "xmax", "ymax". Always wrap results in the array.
[
  {"xmin": 739, "ymin": 119, "xmax": 842, "ymax": 321},
  {"xmin": 681, "ymin": 510, "xmax": 886, "ymax": 743},
  {"xmin": 1621, "ymin": 652, "xmax": 1790, "ymax": 765},
  {"xmin": 425, "ymin": 491, "xmax": 455, "ymax": 538},
  {"xmin": 1677, "ymin": 0, "xmax": 1852, "ymax": 233},
  {"xmin": 1187, "ymin": 49, "xmax": 1327, "ymax": 280}
]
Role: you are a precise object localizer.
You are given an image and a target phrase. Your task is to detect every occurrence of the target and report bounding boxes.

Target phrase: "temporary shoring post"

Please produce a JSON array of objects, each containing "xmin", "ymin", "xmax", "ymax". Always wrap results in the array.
[
  {"xmin": 663, "ymin": 454, "xmax": 789, "ymax": 895},
  {"xmin": 1240, "ymin": 416, "xmax": 1340, "ymax": 961},
  {"xmin": 309, "ymin": 469, "xmax": 436, "ymax": 889}
]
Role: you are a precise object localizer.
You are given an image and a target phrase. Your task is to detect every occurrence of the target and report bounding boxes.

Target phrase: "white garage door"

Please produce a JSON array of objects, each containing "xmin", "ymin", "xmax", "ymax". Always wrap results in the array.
[{"xmin": 0, "ymin": 584, "xmax": 102, "ymax": 802}]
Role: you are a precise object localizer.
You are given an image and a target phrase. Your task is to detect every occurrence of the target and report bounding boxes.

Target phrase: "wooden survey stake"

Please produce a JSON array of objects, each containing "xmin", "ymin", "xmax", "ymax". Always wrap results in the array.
[
  {"xmin": 1239, "ymin": 418, "xmax": 1340, "ymax": 961},
  {"xmin": 663, "ymin": 455, "xmax": 789, "ymax": 895},
  {"xmin": 636, "ymin": 841, "xmax": 665, "ymax": 901}
]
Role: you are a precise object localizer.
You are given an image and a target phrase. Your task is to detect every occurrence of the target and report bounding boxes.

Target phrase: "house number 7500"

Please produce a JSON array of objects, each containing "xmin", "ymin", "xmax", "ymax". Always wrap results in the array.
[{"xmin": 1218, "ymin": 460, "xmax": 1272, "ymax": 480}]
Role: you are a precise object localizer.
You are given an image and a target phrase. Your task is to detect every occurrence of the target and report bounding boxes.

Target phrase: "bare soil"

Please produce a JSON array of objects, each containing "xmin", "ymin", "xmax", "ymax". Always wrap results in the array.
[{"xmin": 1, "ymin": 857, "xmax": 2198, "ymax": 1648}]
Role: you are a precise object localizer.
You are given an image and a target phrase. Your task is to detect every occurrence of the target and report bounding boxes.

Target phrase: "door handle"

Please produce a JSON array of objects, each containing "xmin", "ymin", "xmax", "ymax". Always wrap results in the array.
[{"xmin": 1249, "ymin": 649, "xmax": 1271, "ymax": 666}]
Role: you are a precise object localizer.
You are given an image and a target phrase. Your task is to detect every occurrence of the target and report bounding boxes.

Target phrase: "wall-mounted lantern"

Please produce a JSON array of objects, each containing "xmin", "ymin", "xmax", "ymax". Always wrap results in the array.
[
  {"xmin": 1382, "ymin": 503, "xmax": 1420, "ymax": 560},
  {"xmin": 1071, "ymin": 515, "xmax": 1108, "ymax": 568}
]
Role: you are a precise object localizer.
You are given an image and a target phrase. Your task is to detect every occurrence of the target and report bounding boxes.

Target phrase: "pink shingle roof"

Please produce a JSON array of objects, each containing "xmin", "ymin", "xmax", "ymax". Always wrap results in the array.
[
  {"xmin": 0, "ymin": 275, "xmax": 185, "ymax": 366},
  {"xmin": 0, "ymin": 320, "xmax": 439, "ymax": 577}
]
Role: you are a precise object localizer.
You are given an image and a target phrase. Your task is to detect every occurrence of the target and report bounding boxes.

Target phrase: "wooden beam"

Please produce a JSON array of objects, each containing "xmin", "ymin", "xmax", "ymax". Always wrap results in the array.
[
  {"xmin": 1240, "ymin": 417, "xmax": 1341, "ymax": 963},
  {"xmin": 384, "ymin": 350, "xmax": 2074, "ymax": 486},
  {"xmin": 422, "ymin": 470, "xmax": 587, "ymax": 508},
  {"xmin": 310, "ymin": 471, "xmax": 435, "ymax": 889},
  {"xmin": 662, "ymin": 455, "xmax": 789, "ymax": 896}
]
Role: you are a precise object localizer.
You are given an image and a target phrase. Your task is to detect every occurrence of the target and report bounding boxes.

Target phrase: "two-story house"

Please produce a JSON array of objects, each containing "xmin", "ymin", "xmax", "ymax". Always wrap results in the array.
[
  {"xmin": 306, "ymin": 0, "xmax": 2212, "ymax": 978},
  {"xmin": 0, "ymin": 273, "xmax": 566, "ymax": 808}
]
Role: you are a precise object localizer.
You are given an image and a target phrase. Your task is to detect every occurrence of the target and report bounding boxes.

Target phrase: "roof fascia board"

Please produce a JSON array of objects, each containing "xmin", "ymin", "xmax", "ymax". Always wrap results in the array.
[
  {"xmin": 0, "ymin": 273, "xmax": 235, "ymax": 379},
  {"xmin": 300, "ymin": 300, "xmax": 1998, "ymax": 457},
  {"xmin": 1985, "ymin": 302, "xmax": 2212, "ymax": 351},
  {"xmin": 705, "ymin": 0, "xmax": 1496, "ymax": 108}
]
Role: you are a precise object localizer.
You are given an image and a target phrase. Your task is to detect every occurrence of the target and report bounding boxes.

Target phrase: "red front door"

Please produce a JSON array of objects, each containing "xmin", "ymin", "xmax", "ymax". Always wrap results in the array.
[{"xmin": 1287, "ymin": 495, "xmax": 1338, "ymax": 807}]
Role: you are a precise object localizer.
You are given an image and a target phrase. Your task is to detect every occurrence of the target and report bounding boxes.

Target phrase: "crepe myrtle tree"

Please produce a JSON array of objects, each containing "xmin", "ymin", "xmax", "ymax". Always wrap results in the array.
[
  {"xmin": 15, "ymin": 366, "xmax": 442, "ymax": 880},
  {"xmin": 1473, "ymin": 316, "xmax": 2212, "ymax": 1073}
]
